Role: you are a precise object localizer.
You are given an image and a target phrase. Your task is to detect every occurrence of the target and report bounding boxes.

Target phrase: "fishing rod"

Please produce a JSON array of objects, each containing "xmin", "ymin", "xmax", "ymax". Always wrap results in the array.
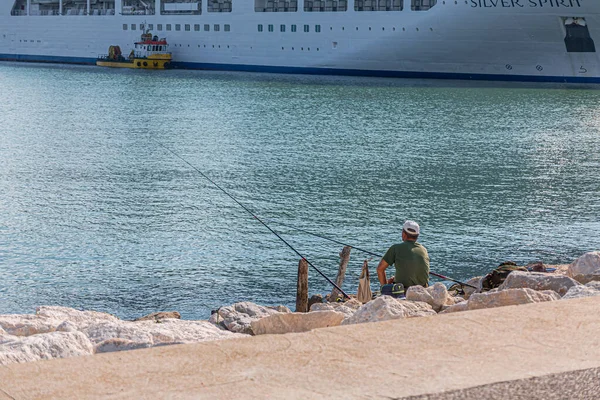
[
  {"xmin": 152, "ymin": 140, "xmax": 350, "ymax": 299},
  {"xmin": 265, "ymin": 219, "xmax": 477, "ymax": 289}
]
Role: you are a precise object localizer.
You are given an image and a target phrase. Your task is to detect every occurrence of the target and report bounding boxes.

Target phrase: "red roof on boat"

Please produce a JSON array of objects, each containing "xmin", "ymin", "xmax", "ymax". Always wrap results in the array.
[{"xmin": 136, "ymin": 40, "xmax": 168, "ymax": 45}]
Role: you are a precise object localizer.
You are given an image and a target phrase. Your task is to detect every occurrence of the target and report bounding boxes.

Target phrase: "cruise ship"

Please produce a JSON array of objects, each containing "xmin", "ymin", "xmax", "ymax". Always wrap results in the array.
[{"xmin": 1, "ymin": 0, "xmax": 599, "ymax": 82}]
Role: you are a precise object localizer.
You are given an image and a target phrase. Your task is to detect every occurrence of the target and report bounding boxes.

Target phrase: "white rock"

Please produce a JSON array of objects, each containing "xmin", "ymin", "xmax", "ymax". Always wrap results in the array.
[
  {"xmin": 94, "ymin": 338, "xmax": 154, "ymax": 354},
  {"xmin": 562, "ymin": 281, "xmax": 600, "ymax": 300},
  {"xmin": 0, "ymin": 331, "xmax": 94, "ymax": 366},
  {"xmin": 467, "ymin": 288, "xmax": 560, "ymax": 311},
  {"xmin": 463, "ymin": 276, "xmax": 483, "ymax": 300},
  {"xmin": 56, "ymin": 321, "xmax": 79, "ymax": 333},
  {"xmin": 342, "ymin": 297, "xmax": 436, "ymax": 325},
  {"xmin": 0, "ymin": 314, "xmax": 61, "ymax": 336},
  {"xmin": 251, "ymin": 311, "xmax": 345, "ymax": 335},
  {"xmin": 498, "ymin": 271, "xmax": 580, "ymax": 296},
  {"xmin": 208, "ymin": 302, "xmax": 290, "ymax": 334},
  {"xmin": 309, "ymin": 299, "xmax": 361, "ymax": 319},
  {"xmin": 405, "ymin": 286, "xmax": 434, "ymax": 306},
  {"xmin": 83, "ymin": 319, "xmax": 244, "ymax": 346},
  {"xmin": 567, "ymin": 252, "xmax": 600, "ymax": 284},
  {"xmin": 439, "ymin": 301, "xmax": 469, "ymax": 314},
  {"xmin": 406, "ymin": 283, "xmax": 455, "ymax": 312},
  {"xmin": 36, "ymin": 306, "xmax": 119, "ymax": 329}
]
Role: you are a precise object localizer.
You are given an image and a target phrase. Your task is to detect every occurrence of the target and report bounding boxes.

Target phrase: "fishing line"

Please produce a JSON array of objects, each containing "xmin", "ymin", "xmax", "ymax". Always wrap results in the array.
[
  {"xmin": 152, "ymin": 140, "xmax": 350, "ymax": 299},
  {"xmin": 265, "ymin": 218, "xmax": 477, "ymax": 289}
]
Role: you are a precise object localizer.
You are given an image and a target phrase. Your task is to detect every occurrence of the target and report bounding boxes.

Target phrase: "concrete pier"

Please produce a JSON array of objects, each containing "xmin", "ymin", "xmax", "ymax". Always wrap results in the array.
[{"xmin": 1, "ymin": 296, "xmax": 599, "ymax": 399}]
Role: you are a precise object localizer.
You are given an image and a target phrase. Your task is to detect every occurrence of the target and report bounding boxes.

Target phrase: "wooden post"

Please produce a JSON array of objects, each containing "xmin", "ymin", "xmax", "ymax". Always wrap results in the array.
[
  {"xmin": 330, "ymin": 246, "xmax": 351, "ymax": 301},
  {"xmin": 296, "ymin": 258, "xmax": 309, "ymax": 312}
]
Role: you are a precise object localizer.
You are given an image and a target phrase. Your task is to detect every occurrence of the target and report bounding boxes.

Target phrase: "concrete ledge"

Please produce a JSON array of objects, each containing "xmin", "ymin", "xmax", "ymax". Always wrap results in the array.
[{"xmin": 1, "ymin": 296, "xmax": 599, "ymax": 399}]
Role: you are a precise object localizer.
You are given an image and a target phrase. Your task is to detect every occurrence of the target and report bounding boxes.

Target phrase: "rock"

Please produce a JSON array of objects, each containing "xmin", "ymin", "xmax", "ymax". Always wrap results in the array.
[
  {"xmin": 406, "ymin": 283, "xmax": 455, "ymax": 312},
  {"xmin": 463, "ymin": 276, "xmax": 483, "ymax": 300},
  {"xmin": 251, "ymin": 311, "xmax": 345, "ymax": 335},
  {"xmin": 567, "ymin": 252, "xmax": 600, "ymax": 284},
  {"xmin": 342, "ymin": 297, "xmax": 436, "ymax": 325},
  {"xmin": 0, "ymin": 331, "xmax": 94, "ymax": 366},
  {"xmin": 0, "ymin": 314, "xmax": 61, "ymax": 336},
  {"xmin": 308, "ymin": 294, "xmax": 323, "ymax": 310},
  {"xmin": 310, "ymin": 298, "xmax": 362, "ymax": 320},
  {"xmin": 94, "ymin": 338, "xmax": 153, "ymax": 354},
  {"xmin": 83, "ymin": 319, "xmax": 244, "ymax": 346},
  {"xmin": 405, "ymin": 286, "xmax": 434, "ymax": 305},
  {"xmin": 133, "ymin": 311, "xmax": 181, "ymax": 322},
  {"xmin": 36, "ymin": 306, "xmax": 119, "ymax": 329},
  {"xmin": 527, "ymin": 261, "xmax": 547, "ymax": 272},
  {"xmin": 208, "ymin": 302, "xmax": 290, "ymax": 334},
  {"xmin": 562, "ymin": 281, "xmax": 600, "ymax": 300},
  {"xmin": 467, "ymin": 288, "xmax": 560, "ymax": 311},
  {"xmin": 439, "ymin": 301, "xmax": 469, "ymax": 314},
  {"xmin": 498, "ymin": 271, "xmax": 580, "ymax": 296},
  {"xmin": 56, "ymin": 321, "xmax": 79, "ymax": 333}
]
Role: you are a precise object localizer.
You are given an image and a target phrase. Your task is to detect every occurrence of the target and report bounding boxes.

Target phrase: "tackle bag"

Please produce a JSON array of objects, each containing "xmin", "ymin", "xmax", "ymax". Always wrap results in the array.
[{"xmin": 380, "ymin": 283, "xmax": 405, "ymax": 298}]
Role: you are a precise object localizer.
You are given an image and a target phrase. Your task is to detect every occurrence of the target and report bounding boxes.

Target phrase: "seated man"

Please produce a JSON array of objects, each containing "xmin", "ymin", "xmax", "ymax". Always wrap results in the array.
[{"xmin": 377, "ymin": 220, "xmax": 430, "ymax": 294}]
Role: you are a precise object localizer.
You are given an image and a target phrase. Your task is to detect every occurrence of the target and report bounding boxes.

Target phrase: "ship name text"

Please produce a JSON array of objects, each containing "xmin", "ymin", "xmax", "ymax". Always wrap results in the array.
[{"xmin": 470, "ymin": 0, "xmax": 581, "ymax": 7}]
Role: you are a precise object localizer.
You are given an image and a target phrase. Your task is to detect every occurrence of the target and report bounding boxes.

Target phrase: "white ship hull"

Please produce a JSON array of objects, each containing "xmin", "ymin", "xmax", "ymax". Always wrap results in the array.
[{"xmin": 2, "ymin": 0, "xmax": 600, "ymax": 82}]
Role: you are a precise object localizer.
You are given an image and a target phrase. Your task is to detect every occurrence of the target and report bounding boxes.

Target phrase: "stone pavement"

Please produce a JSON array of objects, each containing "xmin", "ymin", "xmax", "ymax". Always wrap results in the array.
[{"xmin": 1, "ymin": 296, "xmax": 599, "ymax": 399}]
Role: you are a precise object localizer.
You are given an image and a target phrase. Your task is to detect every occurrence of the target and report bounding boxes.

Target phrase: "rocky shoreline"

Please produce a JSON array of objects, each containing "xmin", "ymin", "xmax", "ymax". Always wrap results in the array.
[{"xmin": 1, "ymin": 251, "xmax": 599, "ymax": 366}]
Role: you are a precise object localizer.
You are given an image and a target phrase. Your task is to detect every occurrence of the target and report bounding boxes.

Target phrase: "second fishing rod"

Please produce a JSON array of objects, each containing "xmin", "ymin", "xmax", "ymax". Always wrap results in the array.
[{"xmin": 264, "ymin": 219, "xmax": 477, "ymax": 289}]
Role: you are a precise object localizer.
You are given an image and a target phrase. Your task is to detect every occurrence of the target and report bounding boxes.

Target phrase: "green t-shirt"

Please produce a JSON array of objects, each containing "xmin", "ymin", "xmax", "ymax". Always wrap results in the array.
[{"xmin": 383, "ymin": 241, "xmax": 430, "ymax": 288}]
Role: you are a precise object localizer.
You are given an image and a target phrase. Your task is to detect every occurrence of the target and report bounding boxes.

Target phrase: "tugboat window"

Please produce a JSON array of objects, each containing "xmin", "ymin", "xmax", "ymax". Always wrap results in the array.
[
  {"xmin": 214, "ymin": 24, "xmax": 220, "ymax": 31},
  {"xmin": 123, "ymin": 24, "xmax": 127, "ymax": 30},
  {"xmin": 268, "ymin": 24, "xmax": 273, "ymax": 32},
  {"xmin": 224, "ymin": 24, "xmax": 230, "ymax": 31},
  {"xmin": 291, "ymin": 24, "xmax": 297, "ymax": 32},
  {"xmin": 280, "ymin": 24, "xmax": 285, "ymax": 32},
  {"xmin": 564, "ymin": 18, "xmax": 596, "ymax": 53},
  {"xmin": 131, "ymin": 24, "xmax": 136, "ymax": 30},
  {"xmin": 157, "ymin": 24, "xmax": 163, "ymax": 31},
  {"xmin": 258, "ymin": 24, "xmax": 263, "ymax": 32},
  {"xmin": 148, "ymin": 24, "xmax": 154, "ymax": 30},
  {"xmin": 167, "ymin": 24, "xmax": 172, "ymax": 31},
  {"xmin": 175, "ymin": 24, "xmax": 181, "ymax": 31},
  {"xmin": 185, "ymin": 24, "xmax": 190, "ymax": 31},
  {"xmin": 204, "ymin": 24, "xmax": 210, "ymax": 31},
  {"xmin": 195, "ymin": 24, "xmax": 200, "ymax": 31}
]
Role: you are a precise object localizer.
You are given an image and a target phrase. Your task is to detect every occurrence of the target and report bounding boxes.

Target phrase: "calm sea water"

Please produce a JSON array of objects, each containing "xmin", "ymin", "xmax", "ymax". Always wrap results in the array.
[{"xmin": 1, "ymin": 63, "xmax": 599, "ymax": 319}]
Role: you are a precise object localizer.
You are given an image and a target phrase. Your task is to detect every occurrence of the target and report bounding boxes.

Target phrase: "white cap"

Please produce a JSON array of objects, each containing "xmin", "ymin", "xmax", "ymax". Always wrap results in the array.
[{"xmin": 403, "ymin": 220, "xmax": 420, "ymax": 236}]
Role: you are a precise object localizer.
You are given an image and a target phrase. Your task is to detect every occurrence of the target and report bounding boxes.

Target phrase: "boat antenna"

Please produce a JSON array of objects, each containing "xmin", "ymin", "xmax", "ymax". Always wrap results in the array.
[{"xmin": 152, "ymin": 140, "xmax": 350, "ymax": 299}]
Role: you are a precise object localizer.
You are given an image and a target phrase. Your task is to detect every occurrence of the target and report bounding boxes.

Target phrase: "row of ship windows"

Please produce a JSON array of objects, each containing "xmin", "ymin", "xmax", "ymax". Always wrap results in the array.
[
  {"xmin": 259, "ymin": 24, "xmax": 322, "ymax": 32},
  {"xmin": 256, "ymin": 24, "xmax": 433, "ymax": 32},
  {"xmin": 123, "ymin": 22, "xmax": 434, "ymax": 33},
  {"xmin": 123, "ymin": 23, "xmax": 230, "ymax": 31}
]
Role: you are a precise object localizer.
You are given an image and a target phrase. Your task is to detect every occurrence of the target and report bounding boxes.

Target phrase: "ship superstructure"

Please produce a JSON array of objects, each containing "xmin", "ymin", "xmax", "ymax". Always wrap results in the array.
[{"xmin": 1, "ymin": 0, "xmax": 600, "ymax": 82}]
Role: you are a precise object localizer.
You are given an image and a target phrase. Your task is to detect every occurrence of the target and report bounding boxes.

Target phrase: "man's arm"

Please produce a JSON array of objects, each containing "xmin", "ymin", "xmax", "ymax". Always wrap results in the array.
[{"xmin": 377, "ymin": 259, "xmax": 390, "ymax": 285}]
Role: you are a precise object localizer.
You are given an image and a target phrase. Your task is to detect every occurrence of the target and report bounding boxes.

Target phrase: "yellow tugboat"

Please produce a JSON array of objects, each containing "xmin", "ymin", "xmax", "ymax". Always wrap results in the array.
[{"xmin": 96, "ymin": 31, "xmax": 172, "ymax": 69}]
